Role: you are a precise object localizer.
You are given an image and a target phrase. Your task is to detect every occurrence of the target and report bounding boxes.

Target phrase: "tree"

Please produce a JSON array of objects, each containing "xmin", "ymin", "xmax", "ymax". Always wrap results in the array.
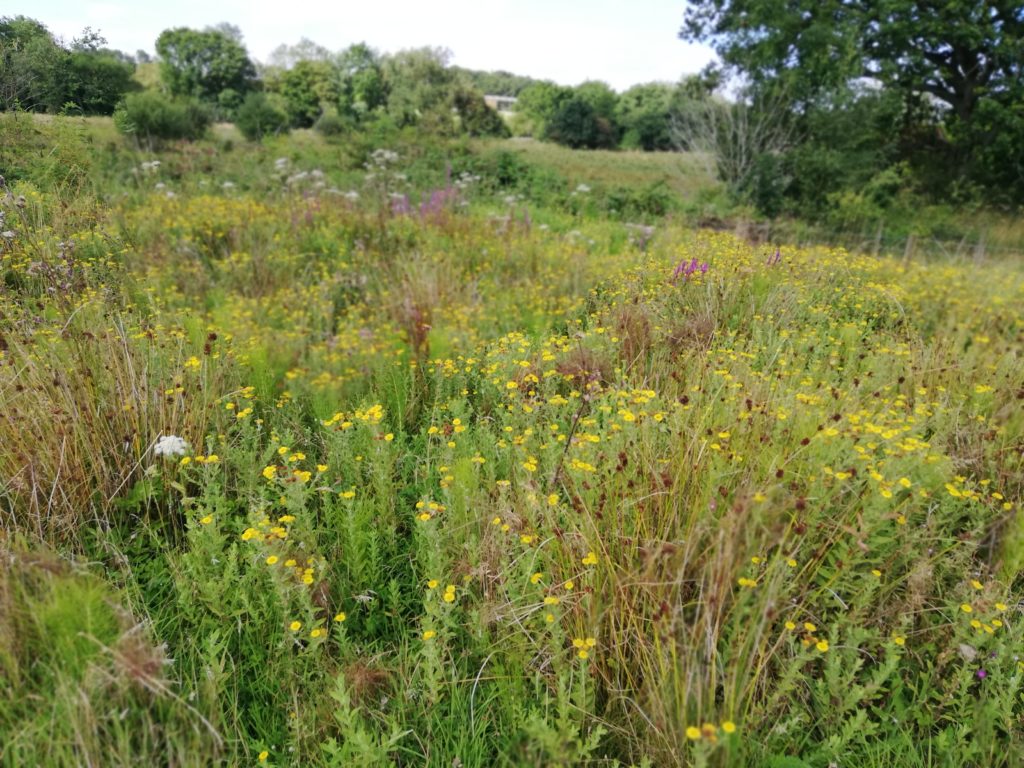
[
  {"xmin": 235, "ymin": 91, "xmax": 289, "ymax": 140},
  {"xmin": 544, "ymin": 97, "xmax": 611, "ymax": 149},
  {"xmin": 64, "ymin": 48, "xmax": 136, "ymax": 114},
  {"xmin": 0, "ymin": 16, "xmax": 65, "ymax": 111},
  {"xmin": 514, "ymin": 80, "xmax": 574, "ymax": 136},
  {"xmin": 337, "ymin": 43, "xmax": 387, "ymax": 118},
  {"xmin": 617, "ymin": 82, "xmax": 675, "ymax": 150},
  {"xmin": 382, "ymin": 47, "xmax": 456, "ymax": 129},
  {"xmin": 452, "ymin": 86, "xmax": 509, "ymax": 137},
  {"xmin": 269, "ymin": 59, "xmax": 338, "ymax": 127},
  {"xmin": 681, "ymin": 1, "xmax": 1024, "ymax": 201},
  {"xmin": 681, "ymin": 1, "xmax": 1024, "ymax": 120},
  {"xmin": 155, "ymin": 26, "xmax": 257, "ymax": 107}
]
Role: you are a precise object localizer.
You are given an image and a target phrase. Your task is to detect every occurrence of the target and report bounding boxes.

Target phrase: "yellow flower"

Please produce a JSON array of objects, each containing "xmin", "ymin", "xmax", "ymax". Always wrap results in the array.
[
  {"xmin": 960, "ymin": 603, "xmax": 973, "ymax": 613},
  {"xmin": 199, "ymin": 515, "xmax": 213, "ymax": 525},
  {"xmin": 995, "ymin": 602, "xmax": 1007, "ymax": 611},
  {"xmin": 970, "ymin": 579, "xmax": 983, "ymax": 590},
  {"xmin": 266, "ymin": 555, "xmax": 279, "ymax": 565},
  {"xmin": 310, "ymin": 628, "xmax": 324, "ymax": 638},
  {"xmin": 334, "ymin": 612, "xmax": 346, "ymax": 623},
  {"xmin": 258, "ymin": 750, "xmax": 269, "ymax": 762},
  {"xmin": 893, "ymin": 635, "xmax": 906, "ymax": 646},
  {"xmin": 786, "ymin": 558, "xmax": 797, "ymax": 567},
  {"xmin": 289, "ymin": 621, "xmax": 302, "ymax": 632},
  {"xmin": 530, "ymin": 572, "xmax": 544, "ymax": 584},
  {"xmin": 803, "ymin": 622, "xmax": 817, "ymax": 632},
  {"xmin": 544, "ymin": 596, "xmax": 560, "ymax": 605},
  {"xmin": 384, "ymin": 433, "xmax": 395, "ymax": 442},
  {"xmin": 784, "ymin": 621, "xmax": 796, "ymax": 631},
  {"xmin": 563, "ymin": 580, "xmax": 574, "ymax": 590},
  {"xmin": 582, "ymin": 551, "xmax": 598, "ymax": 566},
  {"xmin": 427, "ymin": 579, "xmax": 439, "ymax": 589},
  {"xmin": 815, "ymin": 639, "xmax": 829, "ymax": 652},
  {"xmin": 685, "ymin": 726, "xmax": 701, "ymax": 740},
  {"xmin": 317, "ymin": 464, "xmax": 328, "ymax": 472},
  {"xmin": 422, "ymin": 630, "xmax": 436, "ymax": 640},
  {"xmin": 721, "ymin": 720, "xmax": 736, "ymax": 734}
]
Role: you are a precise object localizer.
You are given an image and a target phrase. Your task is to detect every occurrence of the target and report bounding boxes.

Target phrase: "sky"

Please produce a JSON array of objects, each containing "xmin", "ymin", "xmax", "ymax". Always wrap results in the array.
[{"xmin": 7, "ymin": 0, "xmax": 716, "ymax": 91}]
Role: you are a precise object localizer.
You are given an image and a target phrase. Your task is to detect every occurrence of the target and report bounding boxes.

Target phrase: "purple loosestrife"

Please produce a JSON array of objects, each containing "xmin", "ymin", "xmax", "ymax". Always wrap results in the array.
[{"xmin": 672, "ymin": 257, "xmax": 709, "ymax": 284}]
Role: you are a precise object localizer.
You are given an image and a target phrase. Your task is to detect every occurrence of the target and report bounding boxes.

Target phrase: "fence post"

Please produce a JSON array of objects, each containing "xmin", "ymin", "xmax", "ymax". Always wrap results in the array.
[
  {"xmin": 903, "ymin": 234, "xmax": 916, "ymax": 263},
  {"xmin": 973, "ymin": 237, "xmax": 986, "ymax": 265}
]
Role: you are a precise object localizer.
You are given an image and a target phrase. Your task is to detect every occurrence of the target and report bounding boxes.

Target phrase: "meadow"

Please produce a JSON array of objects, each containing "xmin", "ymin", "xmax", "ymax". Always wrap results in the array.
[{"xmin": 1, "ymin": 113, "xmax": 1023, "ymax": 767}]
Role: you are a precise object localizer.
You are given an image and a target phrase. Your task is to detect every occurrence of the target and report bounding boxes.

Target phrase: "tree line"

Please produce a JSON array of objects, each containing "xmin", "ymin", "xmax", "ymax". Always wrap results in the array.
[{"xmin": 0, "ymin": 15, "xmax": 710, "ymax": 153}]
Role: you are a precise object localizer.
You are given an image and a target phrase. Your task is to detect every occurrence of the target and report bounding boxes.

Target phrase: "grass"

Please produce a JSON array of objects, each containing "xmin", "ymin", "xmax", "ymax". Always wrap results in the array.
[{"xmin": 0, "ymin": 113, "xmax": 1022, "ymax": 767}]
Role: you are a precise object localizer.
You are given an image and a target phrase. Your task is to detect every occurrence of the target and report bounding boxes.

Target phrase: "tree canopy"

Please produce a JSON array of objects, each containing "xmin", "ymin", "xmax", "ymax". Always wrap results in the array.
[
  {"xmin": 681, "ymin": 1, "xmax": 1024, "ymax": 203},
  {"xmin": 156, "ymin": 26, "xmax": 257, "ymax": 106}
]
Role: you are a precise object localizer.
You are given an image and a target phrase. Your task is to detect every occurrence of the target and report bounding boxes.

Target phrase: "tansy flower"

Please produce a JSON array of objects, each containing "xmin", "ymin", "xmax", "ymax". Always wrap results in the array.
[
  {"xmin": 310, "ymin": 628, "xmax": 324, "ymax": 638},
  {"xmin": 289, "ymin": 621, "xmax": 302, "ymax": 632},
  {"xmin": 815, "ymin": 639, "xmax": 829, "ymax": 652},
  {"xmin": 685, "ymin": 726, "xmax": 701, "ymax": 740},
  {"xmin": 333, "ymin": 612, "xmax": 346, "ymax": 623},
  {"xmin": 427, "ymin": 579, "xmax": 439, "ymax": 589},
  {"xmin": 721, "ymin": 720, "xmax": 736, "ymax": 734},
  {"xmin": 266, "ymin": 555, "xmax": 279, "ymax": 565}
]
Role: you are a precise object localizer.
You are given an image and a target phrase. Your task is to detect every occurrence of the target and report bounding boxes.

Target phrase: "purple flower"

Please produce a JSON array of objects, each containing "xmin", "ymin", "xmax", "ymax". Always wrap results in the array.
[
  {"xmin": 671, "ymin": 257, "xmax": 710, "ymax": 284},
  {"xmin": 976, "ymin": 668, "xmax": 987, "ymax": 679}
]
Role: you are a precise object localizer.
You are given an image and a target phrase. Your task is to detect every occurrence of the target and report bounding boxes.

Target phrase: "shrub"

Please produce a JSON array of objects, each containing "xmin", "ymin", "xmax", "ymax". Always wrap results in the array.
[
  {"xmin": 235, "ymin": 92, "xmax": 290, "ymax": 141},
  {"xmin": 314, "ymin": 108, "xmax": 348, "ymax": 138},
  {"xmin": 113, "ymin": 91, "xmax": 210, "ymax": 144}
]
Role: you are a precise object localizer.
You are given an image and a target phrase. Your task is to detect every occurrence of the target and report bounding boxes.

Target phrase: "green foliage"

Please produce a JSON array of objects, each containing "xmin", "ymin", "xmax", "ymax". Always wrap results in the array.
[
  {"xmin": 156, "ymin": 26, "xmax": 257, "ymax": 110},
  {"xmin": 452, "ymin": 87, "xmax": 509, "ymax": 138},
  {"xmin": 681, "ymin": 0, "xmax": 1024, "ymax": 202},
  {"xmin": 63, "ymin": 48, "xmax": 137, "ymax": 115},
  {"xmin": 114, "ymin": 90, "xmax": 210, "ymax": 143},
  {"xmin": 514, "ymin": 80, "xmax": 574, "ymax": 137},
  {"xmin": 0, "ymin": 16, "xmax": 136, "ymax": 115},
  {"xmin": 336, "ymin": 43, "xmax": 388, "ymax": 119},
  {"xmin": 382, "ymin": 47, "xmax": 456, "ymax": 130},
  {"xmin": 544, "ymin": 97, "xmax": 616, "ymax": 149},
  {"xmin": 235, "ymin": 91, "xmax": 290, "ymax": 141},
  {"xmin": 268, "ymin": 59, "xmax": 338, "ymax": 128},
  {"xmin": 313, "ymin": 108, "xmax": 349, "ymax": 138}
]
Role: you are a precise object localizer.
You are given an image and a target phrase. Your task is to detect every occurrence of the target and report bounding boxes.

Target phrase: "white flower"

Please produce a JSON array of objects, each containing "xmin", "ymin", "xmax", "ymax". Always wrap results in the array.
[
  {"xmin": 153, "ymin": 435, "xmax": 189, "ymax": 457},
  {"xmin": 575, "ymin": 183, "xmax": 591, "ymax": 193}
]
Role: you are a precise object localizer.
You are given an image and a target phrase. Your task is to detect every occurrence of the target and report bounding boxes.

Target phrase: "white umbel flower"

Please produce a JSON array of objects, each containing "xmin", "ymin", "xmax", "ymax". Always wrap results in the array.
[{"xmin": 153, "ymin": 434, "xmax": 189, "ymax": 457}]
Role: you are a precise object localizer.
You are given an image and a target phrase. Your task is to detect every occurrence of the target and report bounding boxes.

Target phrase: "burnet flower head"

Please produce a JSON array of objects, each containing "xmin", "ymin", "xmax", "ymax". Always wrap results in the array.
[{"xmin": 153, "ymin": 434, "xmax": 189, "ymax": 457}]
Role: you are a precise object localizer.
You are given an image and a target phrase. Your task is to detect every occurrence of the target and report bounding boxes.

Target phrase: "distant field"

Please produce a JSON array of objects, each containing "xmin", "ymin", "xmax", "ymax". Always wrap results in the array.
[{"xmin": 477, "ymin": 136, "xmax": 717, "ymax": 201}]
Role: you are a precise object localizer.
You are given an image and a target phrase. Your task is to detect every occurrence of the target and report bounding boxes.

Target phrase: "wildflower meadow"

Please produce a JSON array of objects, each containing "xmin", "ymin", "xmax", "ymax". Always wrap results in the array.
[{"xmin": 1, "ymin": 114, "xmax": 1023, "ymax": 767}]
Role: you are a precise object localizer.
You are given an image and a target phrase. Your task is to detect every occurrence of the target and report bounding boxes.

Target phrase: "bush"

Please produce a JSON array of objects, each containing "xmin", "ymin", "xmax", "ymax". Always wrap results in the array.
[
  {"xmin": 235, "ymin": 92, "xmax": 290, "ymax": 141},
  {"xmin": 314, "ymin": 109, "xmax": 348, "ymax": 138},
  {"xmin": 113, "ymin": 91, "xmax": 210, "ymax": 144}
]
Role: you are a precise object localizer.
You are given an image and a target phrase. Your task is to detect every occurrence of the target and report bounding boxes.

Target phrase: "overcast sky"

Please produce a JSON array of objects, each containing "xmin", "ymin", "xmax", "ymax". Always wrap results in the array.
[{"xmin": 7, "ymin": 0, "xmax": 716, "ymax": 91}]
